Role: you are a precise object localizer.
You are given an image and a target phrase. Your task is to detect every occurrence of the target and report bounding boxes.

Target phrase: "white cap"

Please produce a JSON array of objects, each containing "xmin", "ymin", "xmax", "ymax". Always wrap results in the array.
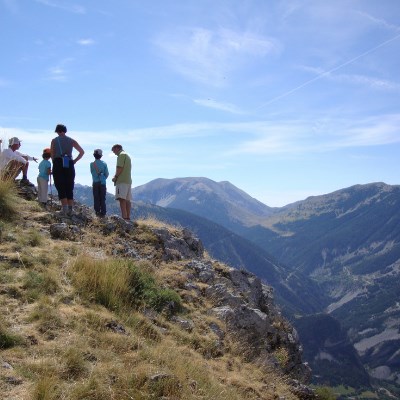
[
  {"xmin": 9, "ymin": 137, "xmax": 21, "ymax": 146},
  {"xmin": 94, "ymin": 149, "xmax": 103, "ymax": 156}
]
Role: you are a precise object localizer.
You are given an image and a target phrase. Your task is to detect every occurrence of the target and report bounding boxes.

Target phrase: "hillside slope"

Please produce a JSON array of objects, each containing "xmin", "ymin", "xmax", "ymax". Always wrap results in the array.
[
  {"xmin": 128, "ymin": 178, "xmax": 400, "ymax": 396},
  {"xmin": 0, "ymin": 183, "xmax": 314, "ymax": 400}
]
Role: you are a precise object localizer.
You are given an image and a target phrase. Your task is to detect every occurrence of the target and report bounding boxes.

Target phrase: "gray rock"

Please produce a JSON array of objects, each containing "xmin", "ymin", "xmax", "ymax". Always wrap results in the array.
[{"xmin": 49, "ymin": 222, "xmax": 81, "ymax": 240}]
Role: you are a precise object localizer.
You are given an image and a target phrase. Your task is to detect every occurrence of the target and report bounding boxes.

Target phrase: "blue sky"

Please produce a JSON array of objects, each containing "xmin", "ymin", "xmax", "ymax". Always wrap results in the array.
[{"xmin": 1, "ymin": 0, "xmax": 399, "ymax": 206}]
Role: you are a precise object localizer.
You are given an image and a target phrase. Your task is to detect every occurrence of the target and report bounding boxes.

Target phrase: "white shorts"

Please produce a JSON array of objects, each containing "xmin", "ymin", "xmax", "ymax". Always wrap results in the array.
[{"xmin": 115, "ymin": 183, "xmax": 132, "ymax": 201}]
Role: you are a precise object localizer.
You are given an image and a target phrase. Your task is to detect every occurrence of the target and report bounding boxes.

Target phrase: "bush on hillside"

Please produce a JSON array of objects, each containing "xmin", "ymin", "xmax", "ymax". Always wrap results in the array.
[{"xmin": 70, "ymin": 257, "xmax": 182, "ymax": 314}]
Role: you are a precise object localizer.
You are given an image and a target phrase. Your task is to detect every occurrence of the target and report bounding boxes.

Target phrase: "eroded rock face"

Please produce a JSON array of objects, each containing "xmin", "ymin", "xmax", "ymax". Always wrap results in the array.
[
  {"xmin": 151, "ymin": 227, "xmax": 204, "ymax": 261},
  {"xmin": 185, "ymin": 260, "xmax": 312, "ymax": 384}
]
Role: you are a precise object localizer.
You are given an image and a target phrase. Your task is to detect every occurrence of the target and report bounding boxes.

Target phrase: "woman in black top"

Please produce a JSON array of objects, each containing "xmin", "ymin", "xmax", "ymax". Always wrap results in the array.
[{"xmin": 50, "ymin": 124, "xmax": 85, "ymax": 216}]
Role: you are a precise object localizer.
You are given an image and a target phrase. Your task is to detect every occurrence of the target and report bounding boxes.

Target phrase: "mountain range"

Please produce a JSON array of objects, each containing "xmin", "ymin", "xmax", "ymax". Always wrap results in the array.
[{"xmin": 75, "ymin": 178, "xmax": 400, "ymax": 397}]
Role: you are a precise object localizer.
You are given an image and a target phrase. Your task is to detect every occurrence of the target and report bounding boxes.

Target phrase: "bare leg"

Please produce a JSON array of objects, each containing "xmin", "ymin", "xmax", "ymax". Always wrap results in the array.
[
  {"xmin": 118, "ymin": 199, "xmax": 129, "ymax": 219},
  {"xmin": 126, "ymin": 200, "xmax": 131, "ymax": 220},
  {"xmin": 22, "ymin": 162, "xmax": 29, "ymax": 179}
]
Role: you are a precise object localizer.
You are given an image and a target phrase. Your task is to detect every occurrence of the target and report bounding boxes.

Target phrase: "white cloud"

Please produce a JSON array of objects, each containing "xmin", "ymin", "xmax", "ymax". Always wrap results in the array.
[
  {"xmin": 45, "ymin": 57, "xmax": 74, "ymax": 81},
  {"xmin": 47, "ymin": 66, "xmax": 67, "ymax": 81},
  {"xmin": 35, "ymin": 0, "xmax": 85, "ymax": 14},
  {"xmin": 154, "ymin": 27, "xmax": 280, "ymax": 86},
  {"xmin": 357, "ymin": 11, "xmax": 400, "ymax": 33},
  {"xmin": 77, "ymin": 38, "xmax": 95, "ymax": 46},
  {"xmin": 193, "ymin": 98, "xmax": 244, "ymax": 114},
  {"xmin": 300, "ymin": 65, "xmax": 400, "ymax": 92},
  {"xmin": 226, "ymin": 114, "xmax": 400, "ymax": 155}
]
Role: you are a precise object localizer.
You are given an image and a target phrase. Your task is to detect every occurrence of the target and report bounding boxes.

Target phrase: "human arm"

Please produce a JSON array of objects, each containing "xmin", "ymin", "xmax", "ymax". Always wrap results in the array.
[
  {"xmin": 72, "ymin": 140, "xmax": 85, "ymax": 164},
  {"xmin": 112, "ymin": 166, "xmax": 123, "ymax": 183},
  {"xmin": 17, "ymin": 151, "xmax": 38, "ymax": 162}
]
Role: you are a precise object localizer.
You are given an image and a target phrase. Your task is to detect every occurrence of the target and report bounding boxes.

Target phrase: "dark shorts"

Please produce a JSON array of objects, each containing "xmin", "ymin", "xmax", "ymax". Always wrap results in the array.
[{"xmin": 52, "ymin": 158, "xmax": 75, "ymax": 200}]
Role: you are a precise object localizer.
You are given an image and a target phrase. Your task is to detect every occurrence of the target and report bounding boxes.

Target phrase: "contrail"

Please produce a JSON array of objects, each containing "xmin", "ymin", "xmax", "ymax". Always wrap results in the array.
[{"xmin": 256, "ymin": 32, "xmax": 400, "ymax": 110}]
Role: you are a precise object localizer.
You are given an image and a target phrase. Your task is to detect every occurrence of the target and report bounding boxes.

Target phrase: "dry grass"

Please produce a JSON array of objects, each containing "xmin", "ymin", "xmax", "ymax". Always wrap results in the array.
[
  {"xmin": 0, "ymin": 196, "xmax": 302, "ymax": 400},
  {"xmin": 0, "ymin": 178, "xmax": 19, "ymax": 220}
]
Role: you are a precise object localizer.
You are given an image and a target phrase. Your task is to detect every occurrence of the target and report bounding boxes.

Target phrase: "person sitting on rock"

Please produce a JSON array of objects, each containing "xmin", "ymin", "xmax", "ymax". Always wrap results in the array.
[{"xmin": 0, "ymin": 137, "xmax": 38, "ymax": 182}]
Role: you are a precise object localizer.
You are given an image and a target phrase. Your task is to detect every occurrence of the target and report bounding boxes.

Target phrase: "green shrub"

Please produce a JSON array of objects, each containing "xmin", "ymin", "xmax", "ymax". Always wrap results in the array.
[{"xmin": 315, "ymin": 386, "xmax": 337, "ymax": 400}]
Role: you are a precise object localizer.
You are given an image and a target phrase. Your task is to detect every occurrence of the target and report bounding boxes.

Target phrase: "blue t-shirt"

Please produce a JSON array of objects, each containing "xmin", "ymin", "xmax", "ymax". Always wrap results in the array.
[
  {"xmin": 38, "ymin": 159, "xmax": 51, "ymax": 180},
  {"xmin": 90, "ymin": 159, "xmax": 109, "ymax": 185}
]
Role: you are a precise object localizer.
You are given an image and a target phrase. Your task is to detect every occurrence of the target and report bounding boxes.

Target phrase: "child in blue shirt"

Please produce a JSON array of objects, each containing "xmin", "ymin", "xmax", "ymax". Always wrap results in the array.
[
  {"xmin": 37, "ymin": 148, "xmax": 52, "ymax": 207},
  {"xmin": 90, "ymin": 149, "xmax": 109, "ymax": 216}
]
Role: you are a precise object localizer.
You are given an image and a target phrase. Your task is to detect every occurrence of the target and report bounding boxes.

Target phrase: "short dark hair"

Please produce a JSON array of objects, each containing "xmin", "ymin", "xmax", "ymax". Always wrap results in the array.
[
  {"xmin": 111, "ymin": 144, "xmax": 122, "ymax": 151},
  {"xmin": 55, "ymin": 124, "xmax": 67, "ymax": 133}
]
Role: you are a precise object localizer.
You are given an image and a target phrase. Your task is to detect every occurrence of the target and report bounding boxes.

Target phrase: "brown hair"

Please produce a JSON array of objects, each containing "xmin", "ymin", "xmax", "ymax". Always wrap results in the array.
[{"xmin": 111, "ymin": 144, "xmax": 122, "ymax": 151}]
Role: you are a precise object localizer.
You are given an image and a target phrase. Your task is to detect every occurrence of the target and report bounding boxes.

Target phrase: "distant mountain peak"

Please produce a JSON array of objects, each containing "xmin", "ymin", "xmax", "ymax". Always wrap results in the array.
[{"xmin": 133, "ymin": 177, "xmax": 274, "ymax": 228}]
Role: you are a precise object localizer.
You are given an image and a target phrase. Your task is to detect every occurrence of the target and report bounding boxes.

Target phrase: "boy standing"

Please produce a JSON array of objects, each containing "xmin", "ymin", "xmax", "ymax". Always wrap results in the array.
[
  {"xmin": 37, "ymin": 148, "xmax": 52, "ymax": 207},
  {"xmin": 90, "ymin": 149, "xmax": 109, "ymax": 217}
]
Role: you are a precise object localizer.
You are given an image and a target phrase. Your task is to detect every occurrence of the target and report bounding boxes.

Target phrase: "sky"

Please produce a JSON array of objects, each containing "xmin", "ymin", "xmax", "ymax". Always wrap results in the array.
[{"xmin": 1, "ymin": 0, "xmax": 399, "ymax": 207}]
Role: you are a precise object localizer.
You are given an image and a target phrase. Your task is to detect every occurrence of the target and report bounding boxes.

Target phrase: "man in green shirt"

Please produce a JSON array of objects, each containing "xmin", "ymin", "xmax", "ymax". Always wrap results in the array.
[{"xmin": 111, "ymin": 144, "xmax": 132, "ymax": 220}]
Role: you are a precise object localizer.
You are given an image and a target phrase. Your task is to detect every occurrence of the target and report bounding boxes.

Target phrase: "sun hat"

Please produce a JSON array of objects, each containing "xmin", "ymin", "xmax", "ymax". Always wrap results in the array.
[
  {"xmin": 43, "ymin": 147, "xmax": 51, "ymax": 154},
  {"xmin": 94, "ymin": 149, "xmax": 103, "ymax": 156},
  {"xmin": 9, "ymin": 137, "xmax": 21, "ymax": 146}
]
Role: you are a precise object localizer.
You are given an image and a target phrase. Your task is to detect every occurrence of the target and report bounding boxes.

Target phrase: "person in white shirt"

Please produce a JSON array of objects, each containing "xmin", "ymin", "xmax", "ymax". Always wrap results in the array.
[{"xmin": 0, "ymin": 137, "xmax": 38, "ymax": 181}]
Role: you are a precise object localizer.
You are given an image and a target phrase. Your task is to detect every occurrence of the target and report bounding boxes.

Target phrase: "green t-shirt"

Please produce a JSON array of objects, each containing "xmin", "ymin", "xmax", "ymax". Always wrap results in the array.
[{"xmin": 116, "ymin": 150, "xmax": 132, "ymax": 184}]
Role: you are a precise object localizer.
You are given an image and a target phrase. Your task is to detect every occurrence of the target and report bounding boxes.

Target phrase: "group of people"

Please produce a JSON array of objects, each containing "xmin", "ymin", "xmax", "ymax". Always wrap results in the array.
[{"xmin": 0, "ymin": 124, "xmax": 133, "ymax": 220}]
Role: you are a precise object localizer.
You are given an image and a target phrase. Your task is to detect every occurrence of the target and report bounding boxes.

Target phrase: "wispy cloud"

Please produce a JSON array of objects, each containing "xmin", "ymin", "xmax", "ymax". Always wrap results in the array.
[
  {"xmin": 154, "ymin": 27, "xmax": 280, "ymax": 87},
  {"xmin": 47, "ymin": 66, "xmax": 67, "ymax": 81},
  {"xmin": 193, "ymin": 98, "xmax": 244, "ymax": 114},
  {"xmin": 35, "ymin": 0, "xmax": 86, "ymax": 14},
  {"xmin": 300, "ymin": 65, "xmax": 400, "ymax": 92},
  {"xmin": 45, "ymin": 57, "xmax": 74, "ymax": 81},
  {"xmin": 225, "ymin": 114, "xmax": 400, "ymax": 155},
  {"xmin": 358, "ymin": 11, "xmax": 400, "ymax": 33},
  {"xmin": 77, "ymin": 38, "xmax": 95, "ymax": 46}
]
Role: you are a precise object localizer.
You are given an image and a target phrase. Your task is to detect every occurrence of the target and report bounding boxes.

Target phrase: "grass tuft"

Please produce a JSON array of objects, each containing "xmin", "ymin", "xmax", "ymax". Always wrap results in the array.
[
  {"xmin": 0, "ymin": 178, "xmax": 19, "ymax": 220},
  {"xmin": 23, "ymin": 270, "xmax": 59, "ymax": 301},
  {"xmin": 62, "ymin": 347, "xmax": 88, "ymax": 380},
  {"xmin": 0, "ymin": 318, "xmax": 24, "ymax": 349},
  {"xmin": 70, "ymin": 256, "xmax": 182, "ymax": 314},
  {"xmin": 32, "ymin": 375, "xmax": 60, "ymax": 400}
]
